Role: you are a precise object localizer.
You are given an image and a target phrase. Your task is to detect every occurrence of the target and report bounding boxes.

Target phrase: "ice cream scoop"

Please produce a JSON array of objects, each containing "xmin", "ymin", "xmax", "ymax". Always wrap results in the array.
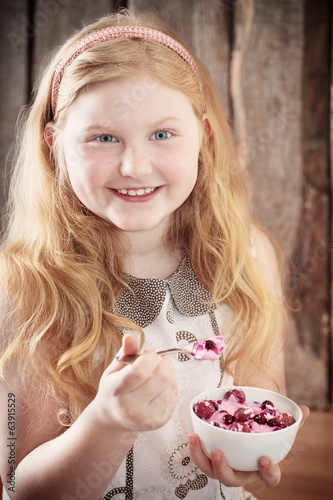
[
  {"xmin": 116, "ymin": 336, "xmax": 225, "ymax": 364},
  {"xmin": 189, "ymin": 336, "xmax": 225, "ymax": 360},
  {"xmin": 193, "ymin": 387, "xmax": 296, "ymax": 433}
]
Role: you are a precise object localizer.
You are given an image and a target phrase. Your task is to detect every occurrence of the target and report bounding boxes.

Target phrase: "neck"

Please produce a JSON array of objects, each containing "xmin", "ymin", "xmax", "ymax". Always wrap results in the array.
[{"xmin": 121, "ymin": 226, "xmax": 183, "ymax": 279}]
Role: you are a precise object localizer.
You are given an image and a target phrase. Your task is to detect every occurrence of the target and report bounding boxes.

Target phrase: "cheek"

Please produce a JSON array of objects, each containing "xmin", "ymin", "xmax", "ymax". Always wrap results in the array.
[
  {"xmin": 157, "ymin": 144, "xmax": 199, "ymax": 182},
  {"xmin": 64, "ymin": 146, "xmax": 104, "ymax": 188},
  {"xmin": 63, "ymin": 141, "xmax": 86, "ymax": 172},
  {"xmin": 172, "ymin": 148, "xmax": 199, "ymax": 186}
]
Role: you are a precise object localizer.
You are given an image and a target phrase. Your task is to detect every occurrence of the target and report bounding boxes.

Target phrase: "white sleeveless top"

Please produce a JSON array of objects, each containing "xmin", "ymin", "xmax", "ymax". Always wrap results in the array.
[{"xmin": 100, "ymin": 254, "xmax": 257, "ymax": 500}]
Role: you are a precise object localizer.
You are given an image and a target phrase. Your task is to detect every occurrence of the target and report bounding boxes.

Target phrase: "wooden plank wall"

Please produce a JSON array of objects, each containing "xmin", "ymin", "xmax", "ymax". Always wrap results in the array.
[{"xmin": 0, "ymin": 0, "xmax": 332, "ymax": 409}]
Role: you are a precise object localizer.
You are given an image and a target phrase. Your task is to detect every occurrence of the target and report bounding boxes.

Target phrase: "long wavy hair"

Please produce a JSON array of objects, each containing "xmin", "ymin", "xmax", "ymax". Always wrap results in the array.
[{"xmin": 0, "ymin": 10, "xmax": 286, "ymax": 424}]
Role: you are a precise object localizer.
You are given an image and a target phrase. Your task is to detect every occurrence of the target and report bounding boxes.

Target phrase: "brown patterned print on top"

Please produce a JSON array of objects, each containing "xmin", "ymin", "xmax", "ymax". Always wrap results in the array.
[{"xmin": 115, "ymin": 254, "xmax": 217, "ymax": 329}]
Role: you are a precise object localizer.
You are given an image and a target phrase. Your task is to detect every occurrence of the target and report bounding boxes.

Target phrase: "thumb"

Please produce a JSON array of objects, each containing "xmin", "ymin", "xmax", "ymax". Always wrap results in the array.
[
  {"xmin": 105, "ymin": 333, "xmax": 139, "ymax": 375},
  {"xmin": 120, "ymin": 333, "xmax": 139, "ymax": 357}
]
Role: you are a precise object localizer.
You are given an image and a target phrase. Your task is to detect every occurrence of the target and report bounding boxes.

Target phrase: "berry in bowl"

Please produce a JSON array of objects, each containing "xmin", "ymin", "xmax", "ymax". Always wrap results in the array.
[{"xmin": 190, "ymin": 386, "xmax": 302, "ymax": 471}]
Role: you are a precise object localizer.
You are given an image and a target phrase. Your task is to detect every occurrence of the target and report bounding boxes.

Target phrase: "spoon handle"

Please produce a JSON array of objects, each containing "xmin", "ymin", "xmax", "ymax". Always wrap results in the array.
[{"xmin": 116, "ymin": 348, "xmax": 183, "ymax": 365}]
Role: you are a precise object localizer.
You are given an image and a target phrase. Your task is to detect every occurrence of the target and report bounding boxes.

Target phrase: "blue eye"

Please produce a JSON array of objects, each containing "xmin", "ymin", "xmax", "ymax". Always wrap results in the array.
[
  {"xmin": 151, "ymin": 131, "xmax": 171, "ymax": 141},
  {"xmin": 96, "ymin": 135, "xmax": 117, "ymax": 142}
]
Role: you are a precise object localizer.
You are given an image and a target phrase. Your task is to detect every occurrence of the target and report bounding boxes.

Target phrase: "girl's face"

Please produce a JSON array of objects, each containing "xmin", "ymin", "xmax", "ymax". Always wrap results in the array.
[{"xmin": 61, "ymin": 75, "xmax": 203, "ymax": 236}]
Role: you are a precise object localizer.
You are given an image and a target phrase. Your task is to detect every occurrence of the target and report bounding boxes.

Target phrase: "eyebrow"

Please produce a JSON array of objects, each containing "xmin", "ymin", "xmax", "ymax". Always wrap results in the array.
[
  {"xmin": 83, "ymin": 123, "xmax": 114, "ymax": 132},
  {"xmin": 83, "ymin": 116, "xmax": 183, "ymax": 132},
  {"xmin": 150, "ymin": 117, "xmax": 183, "ymax": 127}
]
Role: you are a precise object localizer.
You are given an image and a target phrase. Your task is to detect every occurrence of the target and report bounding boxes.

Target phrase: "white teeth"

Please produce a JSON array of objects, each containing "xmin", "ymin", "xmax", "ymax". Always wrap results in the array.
[{"xmin": 116, "ymin": 187, "xmax": 157, "ymax": 196}]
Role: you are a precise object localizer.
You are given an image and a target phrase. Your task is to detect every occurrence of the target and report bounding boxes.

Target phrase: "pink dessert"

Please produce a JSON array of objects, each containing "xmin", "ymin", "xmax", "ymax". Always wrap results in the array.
[
  {"xmin": 189, "ymin": 336, "xmax": 225, "ymax": 360},
  {"xmin": 193, "ymin": 388, "xmax": 296, "ymax": 433}
]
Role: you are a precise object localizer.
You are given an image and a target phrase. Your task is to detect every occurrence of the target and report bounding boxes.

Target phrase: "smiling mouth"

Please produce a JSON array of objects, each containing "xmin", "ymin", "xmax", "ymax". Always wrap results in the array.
[{"xmin": 114, "ymin": 187, "xmax": 158, "ymax": 197}]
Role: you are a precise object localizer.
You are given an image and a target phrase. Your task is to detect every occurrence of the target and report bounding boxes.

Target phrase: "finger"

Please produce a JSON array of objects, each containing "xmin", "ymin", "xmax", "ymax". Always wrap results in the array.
[
  {"xmin": 138, "ymin": 355, "xmax": 178, "ymax": 401},
  {"xmin": 258, "ymin": 456, "xmax": 281, "ymax": 487},
  {"xmin": 113, "ymin": 348, "xmax": 161, "ymax": 394},
  {"xmin": 116, "ymin": 352, "xmax": 177, "ymax": 402},
  {"xmin": 148, "ymin": 361, "xmax": 178, "ymax": 412},
  {"xmin": 211, "ymin": 450, "xmax": 260, "ymax": 487},
  {"xmin": 188, "ymin": 434, "xmax": 260, "ymax": 487},
  {"xmin": 299, "ymin": 404, "xmax": 310, "ymax": 427},
  {"xmin": 139, "ymin": 375, "xmax": 179, "ymax": 429},
  {"xmin": 105, "ymin": 334, "xmax": 139, "ymax": 375},
  {"xmin": 188, "ymin": 433, "xmax": 216, "ymax": 478}
]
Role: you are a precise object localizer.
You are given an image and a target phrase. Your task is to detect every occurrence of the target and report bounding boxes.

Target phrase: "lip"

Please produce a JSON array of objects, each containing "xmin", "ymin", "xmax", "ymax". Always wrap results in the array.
[{"xmin": 109, "ymin": 186, "xmax": 162, "ymax": 202}]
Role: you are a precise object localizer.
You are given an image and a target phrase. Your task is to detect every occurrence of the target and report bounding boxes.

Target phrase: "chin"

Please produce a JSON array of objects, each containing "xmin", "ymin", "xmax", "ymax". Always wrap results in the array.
[{"xmin": 107, "ymin": 220, "xmax": 160, "ymax": 233}]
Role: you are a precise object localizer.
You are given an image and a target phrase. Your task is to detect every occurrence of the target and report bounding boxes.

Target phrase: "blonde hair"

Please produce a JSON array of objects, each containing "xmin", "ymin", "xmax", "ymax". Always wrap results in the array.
[{"xmin": 0, "ymin": 10, "xmax": 286, "ymax": 424}]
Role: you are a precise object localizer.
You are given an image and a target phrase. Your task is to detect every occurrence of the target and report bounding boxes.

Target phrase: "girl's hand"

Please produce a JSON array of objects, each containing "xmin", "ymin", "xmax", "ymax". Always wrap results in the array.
[
  {"xmin": 92, "ymin": 334, "xmax": 179, "ymax": 433},
  {"xmin": 188, "ymin": 404, "xmax": 310, "ymax": 488}
]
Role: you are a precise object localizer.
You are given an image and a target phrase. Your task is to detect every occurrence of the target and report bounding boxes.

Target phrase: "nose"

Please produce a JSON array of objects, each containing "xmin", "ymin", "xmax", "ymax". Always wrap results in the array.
[{"xmin": 119, "ymin": 144, "xmax": 152, "ymax": 178}]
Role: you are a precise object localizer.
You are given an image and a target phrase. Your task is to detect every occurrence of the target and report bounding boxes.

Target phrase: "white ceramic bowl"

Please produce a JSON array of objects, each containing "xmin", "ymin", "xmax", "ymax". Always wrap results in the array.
[{"xmin": 190, "ymin": 386, "xmax": 302, "ymax": 471}]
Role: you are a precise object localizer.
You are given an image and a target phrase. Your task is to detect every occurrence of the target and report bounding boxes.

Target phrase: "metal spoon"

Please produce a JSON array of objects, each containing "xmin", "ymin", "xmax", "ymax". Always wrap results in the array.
[{"xmin": 116, "ymin": 347, "xmax": 198, "ymax": 365}]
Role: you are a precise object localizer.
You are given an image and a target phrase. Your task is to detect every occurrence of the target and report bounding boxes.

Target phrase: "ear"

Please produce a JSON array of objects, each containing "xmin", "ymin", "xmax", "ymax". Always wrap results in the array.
[
  {"xmin": 202, "ymin": 114, "xmax": 212, "ymax": 138},
  {"xmin": 44, "ymin": 121, "xmax": 55, "ymax": 148}
]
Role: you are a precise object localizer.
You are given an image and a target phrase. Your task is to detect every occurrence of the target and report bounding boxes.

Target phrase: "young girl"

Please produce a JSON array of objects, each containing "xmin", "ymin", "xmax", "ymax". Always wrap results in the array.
[{"xmin": 0, "ymin": 10, "xmax": 308, "ymax": 500}]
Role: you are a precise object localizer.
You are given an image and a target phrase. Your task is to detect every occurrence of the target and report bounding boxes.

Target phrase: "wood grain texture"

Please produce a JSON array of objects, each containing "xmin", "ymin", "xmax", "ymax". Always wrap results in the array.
[
  {"xmin": 190, "ymin": 0, "xmax": 231, "ymax": 114},
  {"xmin": 227, "ymin": 0, "xmax": 331, "ymax": 407},
  {"xmin": 128, "ymin": 0, "xmax": 231, "ymax": 111},
  {"xmin": 230, "ymin": 0, "xmax": 255, "ymax": 166},
  {"xmin": 238, "ymin": 0, "xmax": 304, "ymax": 258},
  {"xmin": 32, "ymin": 0, "xmax": 114, "ymax": 83},
  {"xmin": 289, "ymin": 0, "xmax": 331, "ymax": 409},
  {"xmin": 0, "ymin": 0, "xmax": 29, "ymax": 219}
]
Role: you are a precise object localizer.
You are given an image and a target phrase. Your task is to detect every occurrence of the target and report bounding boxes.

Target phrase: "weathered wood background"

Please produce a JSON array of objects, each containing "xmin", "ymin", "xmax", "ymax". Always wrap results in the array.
[{"xmin": 0, "ymin": 0, "xmax": 332, "ymax": 410}]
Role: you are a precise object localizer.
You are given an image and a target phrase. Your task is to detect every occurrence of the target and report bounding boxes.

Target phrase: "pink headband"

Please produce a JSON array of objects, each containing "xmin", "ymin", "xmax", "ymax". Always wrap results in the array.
[{"xmin": 51, "ymin": 25, "xmax": 204, "ymax": 117}]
